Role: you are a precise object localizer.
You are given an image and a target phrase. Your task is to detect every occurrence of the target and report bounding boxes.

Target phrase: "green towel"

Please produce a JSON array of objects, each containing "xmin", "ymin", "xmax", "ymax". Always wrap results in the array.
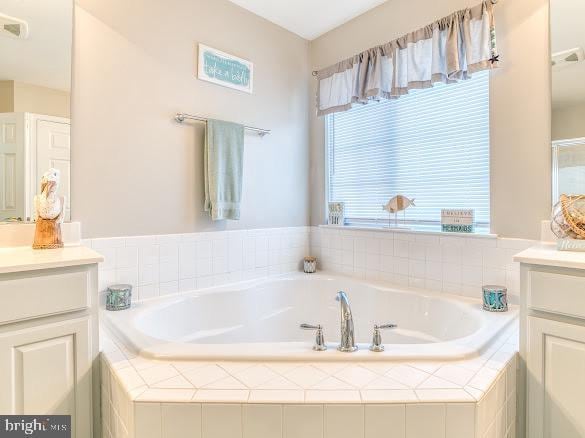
[{"xmin": 204, "ymin": 119, "xmax": 245, "ymax": 220}]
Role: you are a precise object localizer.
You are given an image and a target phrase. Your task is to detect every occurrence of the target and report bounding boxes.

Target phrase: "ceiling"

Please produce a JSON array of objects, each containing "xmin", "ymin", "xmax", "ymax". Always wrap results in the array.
[
  {"xmin": 551, "ymin": 0, "xmax": 585, "ymax": 110},
  {"xmin": 0, "ymin": 0, "xmax": 72, "ymax": 91},
  {"xmin": 228, "ymin": 0, "xmax": 388, "ymax": 40}
]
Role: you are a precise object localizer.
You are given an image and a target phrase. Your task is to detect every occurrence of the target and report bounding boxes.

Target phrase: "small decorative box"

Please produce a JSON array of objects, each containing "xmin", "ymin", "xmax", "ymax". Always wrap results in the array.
[
  {"xmin": 304, "ymin": 256, "xmax": 317, "ymax": 274},
  {"xmin": 106, "ymin": 284, "xmax": 132, "ymax": 311},
  {"xmin": 482, "ymin": 285, "xmax": 508, "ymax": 312},
  {"xmin": 328, "ymin": 202, "xmax": 345, "ymax": 225}
]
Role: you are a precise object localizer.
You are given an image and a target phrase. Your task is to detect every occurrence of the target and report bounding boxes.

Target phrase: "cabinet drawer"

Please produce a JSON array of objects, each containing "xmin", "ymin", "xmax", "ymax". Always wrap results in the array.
[
  {"xmin": 0, "ymin": 267, "xmax": 90, "ymax": 324},
  {"xmin": 529, "ymin": 270, "xmax": 585, "ymax": 319}
]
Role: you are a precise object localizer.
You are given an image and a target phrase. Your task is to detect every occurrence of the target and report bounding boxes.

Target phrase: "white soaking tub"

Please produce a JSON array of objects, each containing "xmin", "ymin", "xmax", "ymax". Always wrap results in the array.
[{"xmin": 102, "ymin": 273, "xmax": 518, "ymax": 361}]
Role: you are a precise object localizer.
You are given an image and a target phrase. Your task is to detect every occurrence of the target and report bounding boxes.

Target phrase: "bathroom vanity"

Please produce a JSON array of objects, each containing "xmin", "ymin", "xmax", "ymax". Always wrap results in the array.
[
  {"xmin": 0, "ymin": 245, "xmax": 103, "ymax": 438},
  {"xmin": 515, "ymin": 244, "xmax": 585, "ymax": 438}
]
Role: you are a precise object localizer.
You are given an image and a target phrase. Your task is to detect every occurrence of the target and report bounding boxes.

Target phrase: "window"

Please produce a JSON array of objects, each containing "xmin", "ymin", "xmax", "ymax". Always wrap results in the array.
[{"xmin": 326, "ymin": 71, "xmax": 490, "ymax": 231}]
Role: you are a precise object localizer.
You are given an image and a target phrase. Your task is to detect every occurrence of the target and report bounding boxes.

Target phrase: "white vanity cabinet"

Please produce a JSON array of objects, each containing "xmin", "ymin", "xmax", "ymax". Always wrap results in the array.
[
  {"xmin": 0, "ymin": 247, "xmax": 102, "ymax": 438},
  {"xmin": 515, "ymin": 245, "xmax": 585, "ymax": 438},
  {"xmin": 527, "ymin": 316, "xmax": 585, "ymax": 438}
]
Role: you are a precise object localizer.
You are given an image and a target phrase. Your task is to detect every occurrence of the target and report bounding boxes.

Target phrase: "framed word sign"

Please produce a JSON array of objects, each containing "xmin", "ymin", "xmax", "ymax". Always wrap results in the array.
[
  {"xmin": 441, "ymin": 209, "xmax": 474, "ymax": 233},
  {"xmin": 197, "ymin": 44, "xmax": 253, "ymax": 93}
]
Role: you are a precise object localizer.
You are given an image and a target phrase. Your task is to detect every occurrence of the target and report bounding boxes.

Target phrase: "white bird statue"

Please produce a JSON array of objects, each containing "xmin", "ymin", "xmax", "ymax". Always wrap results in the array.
[{"xmin": 34, "ymin": 168, "xmax": 64, "ymax": 223}]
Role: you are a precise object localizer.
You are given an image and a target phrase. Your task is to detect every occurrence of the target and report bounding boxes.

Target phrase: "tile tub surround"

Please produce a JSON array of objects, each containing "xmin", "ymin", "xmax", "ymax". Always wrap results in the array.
[
  {"xmin": 311, "ymin": 226, "xmax": 537, "ymax": 302},
  {"xmin": 84, "ymin": 227, "xmax": 310, "ymax": 304},
  {"xmin": 101, "ymin": 325, "xmax": 518, "ymax": 438},
  {"xmin": 87, "ymin": 225, "xmax": 535, "ymax": 305}
]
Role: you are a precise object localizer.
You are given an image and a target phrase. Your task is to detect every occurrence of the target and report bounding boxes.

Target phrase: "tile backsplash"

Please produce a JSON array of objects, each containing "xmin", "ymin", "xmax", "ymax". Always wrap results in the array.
[
  {"xmin": 310, "ymin": 226, "xmax": 536, "ymax": 301},
  {"xmin": 86, "ymin": 225, "xmax": 535, "ymax": 305},
  {"xmin": 83, "ymin": 227, "xmax": 310, "ymax": 304}
]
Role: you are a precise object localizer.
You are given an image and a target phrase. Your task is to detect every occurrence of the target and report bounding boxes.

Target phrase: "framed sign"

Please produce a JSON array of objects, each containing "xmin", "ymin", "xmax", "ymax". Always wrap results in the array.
[
  {"xmin": 441, "ymin": 209, "xmax": 475, "ymax": 233},
  {"xmin": 197, "ymin": 44, "xmax": 253, "ymax": 93}
]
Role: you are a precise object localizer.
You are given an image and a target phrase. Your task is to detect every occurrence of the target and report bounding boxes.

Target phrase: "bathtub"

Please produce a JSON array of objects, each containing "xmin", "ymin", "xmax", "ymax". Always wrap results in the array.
[{"xmin": 102, "ymin": 273, "xmax": 518, "ymax": 361}]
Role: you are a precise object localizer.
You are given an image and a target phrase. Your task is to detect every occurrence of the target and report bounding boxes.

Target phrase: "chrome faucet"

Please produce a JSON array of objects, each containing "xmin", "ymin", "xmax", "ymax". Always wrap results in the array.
[{"xmin": 336, "ymin": 291, "xmax": 357, "ymax": 352}]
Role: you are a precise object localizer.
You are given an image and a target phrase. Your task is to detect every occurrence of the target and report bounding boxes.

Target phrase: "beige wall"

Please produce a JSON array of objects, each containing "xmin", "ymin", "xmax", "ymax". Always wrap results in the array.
[
  {"xmin": 0, "ymin": 81, "xmax": 14, "ymax": 113},
  {"xmin": 0, "ymin": 80, "xmax": 70, "ymax": 117},
  {"xmin": 73, "ymin": 0, "xmax": 310, "ymax": 238},
  {"xmin": 73, "ymin": 0, "xmax": 551, "ymax": 239},
  {"xmin": 13, "ymin": 81, "xmax": 70, "ymax": 118},
  {"xmin": 309, "ymin": 0, "xmax": 551, "ymax": 239},
  {"xmin": 552, "ymin": 103, "xmax": 585, "ymax": 141}
]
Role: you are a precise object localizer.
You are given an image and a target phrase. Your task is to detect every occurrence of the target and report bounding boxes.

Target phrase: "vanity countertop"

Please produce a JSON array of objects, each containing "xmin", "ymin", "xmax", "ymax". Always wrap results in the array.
[
  {"xmin": 0, "ymin": 245, "xmax": 103, "ymax": 274},
  {"xmin": 514, "ymin": 243, "xmax": 585, "ymax": 270}
]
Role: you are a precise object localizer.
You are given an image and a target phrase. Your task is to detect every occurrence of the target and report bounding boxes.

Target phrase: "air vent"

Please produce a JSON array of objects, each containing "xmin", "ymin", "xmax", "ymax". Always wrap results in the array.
[
  {"xmin": 0, "ymin": 13, "xmax": 28, "ymax": 39},
  {"xmin": 552, "ymin": 47, "xmax": 585, "ymax": 70}
]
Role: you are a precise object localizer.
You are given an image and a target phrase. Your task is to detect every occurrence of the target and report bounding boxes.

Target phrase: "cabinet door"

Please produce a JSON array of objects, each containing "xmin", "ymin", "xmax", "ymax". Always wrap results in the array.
[
  {"xmin": 527, "ymin": 316, "xmax": 585, "ymax": 438},
  {"xmin": 0, "ymin": 317, "xmax": 93, "ymax": 438}
]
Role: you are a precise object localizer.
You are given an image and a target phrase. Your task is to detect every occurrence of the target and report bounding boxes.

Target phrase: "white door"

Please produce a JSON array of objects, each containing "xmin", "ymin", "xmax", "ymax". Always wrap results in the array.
[
  {"xmin": 527, "ymin": 316, "xmax": 585, "ymax": 438},
  {"xmin": 0, "ymin": 317, "xmax": 93, "ymax": 438},
  {"xmin": 0, "ymin": 113, "xmax": 25, "ymax": 221},
  {"xmin": 33, "ymin": 115, "xmax": 71, "ymax": 221}
]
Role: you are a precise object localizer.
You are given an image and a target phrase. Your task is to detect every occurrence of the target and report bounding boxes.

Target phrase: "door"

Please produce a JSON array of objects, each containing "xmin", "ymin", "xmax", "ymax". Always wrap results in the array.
[
  {"xmin": 0, "ymin": 317, "xmax": 93, "ymax": 438},
  {"xmin": 527, "ymin": 316, "xmax": 585, "ymax": 438},
  {"xmin": 0, "ymin": 113, "xmax": 25, "ymax": 221},
  {"xmin": 32, "ymin": 115, "xmax": 71, "ymax": 221}
]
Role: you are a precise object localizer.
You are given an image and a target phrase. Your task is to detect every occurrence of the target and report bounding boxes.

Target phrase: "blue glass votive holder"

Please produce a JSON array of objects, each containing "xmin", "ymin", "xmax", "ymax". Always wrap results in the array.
[
  {"xmin": 106, "ymin": 284, "xmax": 132, "ymax": 311},
  {"xmin": 482, "ymin": 285, "xmax": 508, "ymax": 312}
]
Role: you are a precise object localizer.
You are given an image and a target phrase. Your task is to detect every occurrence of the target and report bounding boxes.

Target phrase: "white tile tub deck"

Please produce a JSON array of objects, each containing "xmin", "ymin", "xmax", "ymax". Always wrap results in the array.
[{"xmin": 100, "ymin": 324, "xmax": 518, "ymax": 438}]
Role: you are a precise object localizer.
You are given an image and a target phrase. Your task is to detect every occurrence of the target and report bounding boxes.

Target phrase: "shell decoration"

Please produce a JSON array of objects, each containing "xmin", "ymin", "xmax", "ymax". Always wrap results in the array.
[{"xmin": 551, "ymin": 194, "xmax": 585, "ymax": 239}]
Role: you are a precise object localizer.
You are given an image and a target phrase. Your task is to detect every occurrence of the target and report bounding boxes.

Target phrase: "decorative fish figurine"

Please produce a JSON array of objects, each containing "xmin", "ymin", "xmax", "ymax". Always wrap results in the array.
[{"xmin": 382, "ymin": 195, "xmax": 415, "ymax": 214}]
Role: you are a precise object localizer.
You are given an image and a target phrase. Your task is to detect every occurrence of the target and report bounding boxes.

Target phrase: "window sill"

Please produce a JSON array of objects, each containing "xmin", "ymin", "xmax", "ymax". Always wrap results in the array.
[{"xmin": 319, "ymin": 224, "xmax": 497, "ymax": 240}]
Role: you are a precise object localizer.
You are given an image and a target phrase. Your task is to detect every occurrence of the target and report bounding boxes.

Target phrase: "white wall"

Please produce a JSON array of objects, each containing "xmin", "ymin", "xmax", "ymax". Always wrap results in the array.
[
  {"xmin": 308, "ymin": 0, "xmax": 551, "ymax": 240},
  {"xmin": 311, "ymin": 226, "xmax": 535, "ymax": 302},
  {"xmin": 72, "ymin": 0, "xmax": 310, "ymax": 238},
  {"xmin": 88, "ymin": 227, "xmax": 310, "ymax": 303}
]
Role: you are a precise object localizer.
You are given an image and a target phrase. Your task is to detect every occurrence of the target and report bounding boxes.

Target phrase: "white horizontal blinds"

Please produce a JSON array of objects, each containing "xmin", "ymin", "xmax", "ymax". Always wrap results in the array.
[{"xmin": 327, "ymin": 70, "xmax": 490, "ymax": 227}]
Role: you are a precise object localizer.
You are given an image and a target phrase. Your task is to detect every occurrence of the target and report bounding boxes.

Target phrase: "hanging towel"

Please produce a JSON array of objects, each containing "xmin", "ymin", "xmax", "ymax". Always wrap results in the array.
[{"xmin": 204, "ymin": 119, "xmax": 245, "ymax": 220}]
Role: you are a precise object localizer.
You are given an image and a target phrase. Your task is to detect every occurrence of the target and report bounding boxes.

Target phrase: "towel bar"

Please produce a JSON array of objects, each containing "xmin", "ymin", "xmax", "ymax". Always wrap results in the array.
[{"xmin": 175, "ymin": 113, "xmax": 270, "ymax": 137}]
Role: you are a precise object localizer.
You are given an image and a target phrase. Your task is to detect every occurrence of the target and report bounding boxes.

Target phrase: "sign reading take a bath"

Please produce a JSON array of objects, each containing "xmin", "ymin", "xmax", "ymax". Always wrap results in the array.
[{"xmin": 197, "ymin": 44, "xmax": 253, "ymax": 93}]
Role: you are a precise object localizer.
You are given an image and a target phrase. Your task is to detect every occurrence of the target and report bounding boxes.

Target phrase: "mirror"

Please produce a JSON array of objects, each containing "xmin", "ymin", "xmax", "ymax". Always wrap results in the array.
[
  {"xmin": 551, "ymin": 0, "xmax": 585, "ymax": 204},
  {"xmin": 0, "ymin": 0, "xmax": 72, "ymax": 222}
]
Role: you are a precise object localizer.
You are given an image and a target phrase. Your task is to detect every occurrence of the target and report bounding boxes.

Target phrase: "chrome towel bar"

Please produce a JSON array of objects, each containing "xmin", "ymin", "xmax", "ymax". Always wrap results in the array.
[{"xmin": 174, "ymin": 112, "xmax": 270, "ymax": 137}]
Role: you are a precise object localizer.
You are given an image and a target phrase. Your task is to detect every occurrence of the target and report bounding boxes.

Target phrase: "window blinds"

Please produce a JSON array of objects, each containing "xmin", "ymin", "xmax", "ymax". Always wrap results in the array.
[{"xmin": 327, "ymin": 71, "xmax": 490, "ymax": 229}]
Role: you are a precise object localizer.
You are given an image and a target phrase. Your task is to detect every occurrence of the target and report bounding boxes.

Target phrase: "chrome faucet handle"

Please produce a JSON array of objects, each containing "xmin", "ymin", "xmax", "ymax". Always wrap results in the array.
[
  {"xmin": 369, "ymin": 323, "xmax": 397, "ymax": 352},
  {"xmin": 300, "ymin": 323, "xmax": 327, "ymax": 351}
]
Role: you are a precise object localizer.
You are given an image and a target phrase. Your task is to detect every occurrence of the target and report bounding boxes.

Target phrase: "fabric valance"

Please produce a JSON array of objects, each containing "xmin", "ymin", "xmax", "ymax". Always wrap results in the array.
[{"xmin": 316, "ymin": 1, "xmax": 498, "ymax": 116}]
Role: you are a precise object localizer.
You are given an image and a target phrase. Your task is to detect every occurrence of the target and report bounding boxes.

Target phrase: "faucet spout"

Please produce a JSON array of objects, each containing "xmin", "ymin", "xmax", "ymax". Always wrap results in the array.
[{"xmin": 336, "ymin": 291, "xmax": 357, "ymax": 352}]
